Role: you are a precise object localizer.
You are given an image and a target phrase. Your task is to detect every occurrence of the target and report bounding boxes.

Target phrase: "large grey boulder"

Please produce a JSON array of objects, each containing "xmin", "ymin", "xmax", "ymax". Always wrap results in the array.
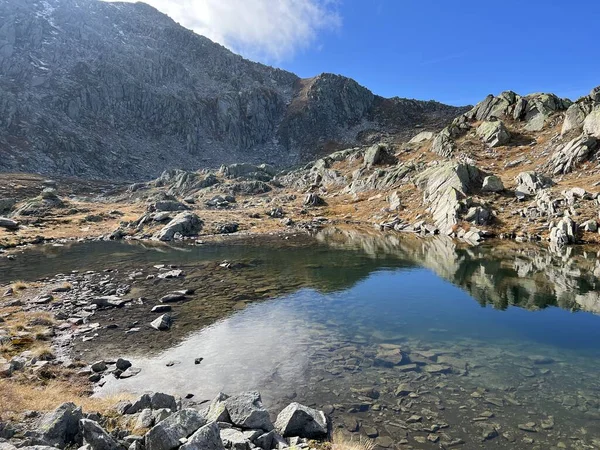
[
  {"xmin": 219, "ymin": 428, "xmax": 249, "ymax": 450},
  {"xmin": 37, "ymin": 402, "xmax": 83, "ymax": 448},
  {"xmin": 583, "ymin": 107, "xmax": 600, "ymax": 138},
  {"xmin": 274, "ymin": 403, "xmax": 328, "ymax": 439},
  {"xmin": 223, "ymin": 392, "xmax": 273, "ymax": 431},
  {"xmin": 408, "ymin": 131, "xmax": 434, "ymax": 144},
  {"xmin": 550, "ymin": 216, "xmax": 578, "ymax": 247},
  {"xmin": 481, "ymin": 175, "xmax": 504, "ymax": 193},
  {"xmin": 155, "ymin": 213, "xmax": 203, "ymax": 241},
  {"xmin": 430, "ymin": 129, "xmax": 455, "ymax": 158},
  {"xmin": 515, "ymin": 171, "xmax": 554, "ymax": 197},
  {"xmin": 145, "ymin": 409, "xmax": 207, "ymax": 450},
  {"xmin": 179, "ymin": 422, "xmax": 224, "ymax": 450},
  {"xmin": 476, "ymin": 119, "xmax": 510, "ymax": 147},
  {"xmin": 148, "ymin": 200, "xmax": 189, "ymax": 213},
  {"xmin": 561, "ymin": 103, "xmax": 592, "ymax": 135},
  {"xmin": 414, "ymin": 162, "xmax": 484, "ymax": 234},
  {"xmin": 363, "ymin": 143, "xmax": 395, "ymax": 168},
  {"xmin": 549, "ymin": 134, "xmax": 598, "ymax": 175},
  {"xmin": 80, "ymin": 419, "xmax": 121, "ymax": 450}
]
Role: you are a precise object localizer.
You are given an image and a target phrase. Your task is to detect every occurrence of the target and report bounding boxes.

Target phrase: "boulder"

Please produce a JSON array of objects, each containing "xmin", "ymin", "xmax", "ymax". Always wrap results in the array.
[
  {"xmin": 145, "ymin": 409, "xmax": 207, "ymax": 450},
  {"xmin": 155, "ymin": 213, "xmax": 203, "ymax": 241},
  {"xmin": 80, "ymin": 419, "xmax": 120, "ymax": 450},
  {"xmin": 430, "ymin": 130, "xmax": 455, "ymax": 158},
  {"xmin": 415, "ymin": 162, "xmax": 484, "ymax": 234},
  {"xmin": 466, "ymin": 91, "xmax": 517, "ymax": 121},
  {"xmin": 476, "ymin": 119, "xmax": 510, "ymax": 147},
  {"xmin": 549, "ymin": 134, "xmax": 598, "ymax": 175},
  {"xmin": 223, "ymin": 392, "xmax": 273, "ymax": 431},
  {"xmin": 584, "ymin": 107, "xmax": 600, "ymax": 138},
  {"xmin": 151, "ymin": 314, "xmax": 172, "ymax": 331},
  {"xmin": 408, "ymin": 131, "xmax": 434, "ymax": 144},
  {"xmin": 0, "ymin": 217, "xmax": 19, "ymax": 231},
  {"xmin": 215, "ymin": 223, "xmax": 239, "ymax": 234},
  {"xmin": 274, "ymin": 403, "xmax": 328, "ymax": 439},
  {"xmin": 464, "ymin": 206, "xmax": 492, "ymax": 225},
  {"xmin": 37, "ymin": 402, "xmax": 83, "ymax": 448},
  {"xmin": 363, "ymin": 144, "xmax": 395, "ymax": 168},
  {"xmin": 550, "ymin": 216, "xmax": 578, "ymax": 246},
  {"xmin": 219, "ymin": 428, "xmax": 249, "ymax": 450},
  {"xmin": 206, "ymin": 393, "xmax": 231, "ymax": 423},
  {"xmin": 582, "ymin": 219, "xmax": 598, "ymax": 232},
  {"xmin": 179, "ymin": 422, "xmax": 224, "ymax": 450},
  {"xmin": 388, "ymin": 191, "xmax": 401, "ymax": 210},
  {"xmin": 515, "ymin": 172, "xmax": 554, "ymax": 197},
  {"xmin": 148, "ymin": 201, "xmax": 188, "ymax": 213},
  {"xmin": 481, "ymin": 175, "xmax": 504, "ymax": 193},
  {"xmin": 561, "ymin": 103, "xmax": 590, "ymax": 135},
  {"xmin": 304, "ymin": 193, "xmax": 325, "ymax": 207}
]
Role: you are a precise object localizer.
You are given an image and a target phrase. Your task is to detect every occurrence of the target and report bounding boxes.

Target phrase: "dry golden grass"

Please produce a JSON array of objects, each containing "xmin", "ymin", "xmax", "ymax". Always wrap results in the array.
[
  {"xmin": 322, "ymin": 431, "xmax": 375, "ymax": 450},
  {"xmin": 11, "ymin": 281, "xmax": 28, "ymax": 291},
  {"xmin": 30, "ymin": 343, "xmax": 56, "ymax": 361},
  {"xmin": 0, "ymin": 378, "xmax": 135, "ymax": 419}
]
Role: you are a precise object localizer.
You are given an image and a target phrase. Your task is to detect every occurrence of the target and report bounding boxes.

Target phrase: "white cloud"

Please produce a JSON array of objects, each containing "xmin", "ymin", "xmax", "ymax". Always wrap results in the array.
[{"xmin": 105, "ymin": 0, "xmax": 341, "ymax": 62}]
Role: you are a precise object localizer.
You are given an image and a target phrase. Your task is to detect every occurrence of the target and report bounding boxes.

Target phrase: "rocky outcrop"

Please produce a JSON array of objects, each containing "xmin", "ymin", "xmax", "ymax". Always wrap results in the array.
[
  {"xmin": 476, "ymin": 119, "xmax": 510, "ymax": 147},
  {"xmin": 0, "ymin": 0, "xmax": 464, "ymax": 180},
  {"xmin": 549, "ymin": 134, "xmax": 598, "ymax": 175},
  {"xmin": 583, "ymin": 107, "xmax": 600, "ymax": 138},
  {"xmin": 514, "ymin": 172, "xmax": 554, "ymax": 197},
  {"xmin": 415, "ymin": 162, "xmax": 484, "ymax": 234},
  {"xmin": 155, "ymin": 213, "xmax": 203, "ymax": 241}
]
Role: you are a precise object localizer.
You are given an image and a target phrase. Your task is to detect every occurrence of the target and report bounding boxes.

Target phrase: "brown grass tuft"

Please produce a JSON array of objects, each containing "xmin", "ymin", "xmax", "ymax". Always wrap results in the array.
[
  {"xmin": 11, "ymin": 281, "xmax": 28, "ymax": 291},
  {"xmin": 329, "ymin": 431, "xmax": 375, "ymax": 450}
]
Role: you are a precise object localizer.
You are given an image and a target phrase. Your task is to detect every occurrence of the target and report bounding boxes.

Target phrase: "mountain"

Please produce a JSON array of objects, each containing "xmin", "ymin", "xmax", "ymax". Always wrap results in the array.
[{"xmin": 0, "ymin": 0, "xmax": 467, "ymax": 180}]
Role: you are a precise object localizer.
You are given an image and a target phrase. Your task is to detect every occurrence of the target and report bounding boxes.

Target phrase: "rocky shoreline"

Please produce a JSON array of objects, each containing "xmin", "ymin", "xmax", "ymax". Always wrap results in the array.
[{"xmin": 1, "ymin": 390, "xmax": 330, "ymax": 450}]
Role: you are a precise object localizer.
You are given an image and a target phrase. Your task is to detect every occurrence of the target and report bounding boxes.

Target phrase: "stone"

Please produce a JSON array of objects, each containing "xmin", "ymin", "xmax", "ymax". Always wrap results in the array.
[
  {"xmin": 80, "ymin": 419, "xmax": 120, "ymax": 450},
  {"xmin": 223, "ymin": 392, "xmax": 273, "ymax": 431},
  {"xmin": 415, "ymin": 162, "xmax": 484, "ymax": 234},
  {"xmin": 135, "ymin": 409, "xmax": 155, "ymax": 429},
  {"xmin": 430, "ymin": 129, "xmax": 456, "ymax": 158},
  {"xmin": 155, "ymin": 213, "xmax": 203, "ymax": 241},
  {"xmin": 481, "ymin": 175, "xmax": 504, "ymax": 193},
  {"xmin": 254, "ymin": 431, "xmax": 275, "ymax": 450},
  {"xmin": 583, "ymin": 107, "xmax": 600, "ymax": 138},
  {"xmin": 125, "ymin": 395, "xmax": 151, "ymax": 414},
  {"xmin": 374, "ymin": 347, "xmax": 405, "ymax": 367},
  {"xmin": 514, "ymin": 171, "xmax": 554, "ymax": 197},
  {"xmin": 0, "ymin": 217, "xmax": 19, "ymax": 231},
  {"xmin": 160, "ymin": 294, "xmax": 186, "ymax": 303},
  {"xmin": 219, "ymin": 428, "xmax": 249, "ymax": 450},
  {"xmin": 476, "ymin": 119, "xmax": 511, "ymax": 147},
  {"xmin": 550, "ymin": 215, "xmax": 578, "ymax": 247},
  {"xmin": 149, "ymin": 393, "xmax": 178, "ymax": 411},
  {"xmin": 274, "ymin": 402, "xmax": 327, "ymax": 439},
  {"xmin": 179, "ymin": 422, "xmax": 224, "ymax": 450},
  {"xmin": 91, "ymin": 361, "xmax": 107, "ymax": 373},
  {"xmin": 152, "ymin": 305, "xmax": 172, "ymax": 313},
  {"xmin": 215, "ymin": 223, "xmax": 239, "ymax": 234},
  {"xmin": 388, "ymin": 191, "xmax": 401, "ymax": 210},
  {"xmin": 549, "ymin": 134, "xmax": 598, "ymax": 175},
  {"xmin": 151, "ymin": 314, "xmax": 172, "ymax": 331},
  {"xmin": 363, "ymin": 143, "xmax": 395, "ymax": 168},
  {"xmin": 206, "ymin": 393, "xmax": 232, "ymax": 423},
  {"xmin": 582, "ymin": 219, "xmax": 598, "ymax": 232},
  {"xmin": 304, "ymin": 193, "xmax": 325, "ymax": 207},
  {"xmin": 145, "ymin": 409, "xmax": 207, "ymax": 450},
  {"xmin": 37, "ymin": 402, "xmax": 83, "ymax": 448},
  {"xmin": 409, "ymin": 131, "xmax": 434, "ymax": 144}
]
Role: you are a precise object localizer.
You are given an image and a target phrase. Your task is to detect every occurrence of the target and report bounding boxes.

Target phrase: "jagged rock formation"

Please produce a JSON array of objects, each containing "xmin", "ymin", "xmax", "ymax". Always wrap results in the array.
[{"xmin": 0, "ymin": 0, "xmax": 465, "ymax": 181}]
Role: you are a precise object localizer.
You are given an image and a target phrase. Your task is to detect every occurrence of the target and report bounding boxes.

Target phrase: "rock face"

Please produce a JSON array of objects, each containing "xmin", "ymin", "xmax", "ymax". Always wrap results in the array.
[
  {"xmin": 0, "ymin": 0, "xmax": 464, "ymax": 180},
  {"xmin": 549, "ymin": 134, "xmax": 598, "ymax": 175},
  {"xmin": 37, "ymin": 402, "xmax": 83, "ymax": 448},
  {"xmin": 415, "ymin": 163, "xmax": 484, "ymax": 234},
  {"xmin": 583, "ymin": 107, "xmax": 600, "ymax": 138},
  {"xmin": 274, "ymin": 403, "xmax": 328, "ymax": 439},
  {"xmin": 476, "ymin": 119, "xmax": 510, "ymax": 147},
  {"xmin": 155, "ymin": 213, "xmax": 203, "ymax": 241}
]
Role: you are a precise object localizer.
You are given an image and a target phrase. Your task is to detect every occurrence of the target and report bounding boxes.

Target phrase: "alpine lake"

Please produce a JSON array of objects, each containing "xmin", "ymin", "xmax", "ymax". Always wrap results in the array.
[{"xmin": 2, "ymin": 228, "xmax": 600, "ymax": 449}]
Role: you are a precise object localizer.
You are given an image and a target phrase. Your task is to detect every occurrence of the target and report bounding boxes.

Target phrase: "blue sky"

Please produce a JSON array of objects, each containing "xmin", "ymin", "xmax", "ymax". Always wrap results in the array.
[
  {"xmin": 114, "ymin": 0, "xmax": 600, "ymax": 106},
  {"xmin": 278, "ymin": 0, "xmax": 600, "ymax": 105}
]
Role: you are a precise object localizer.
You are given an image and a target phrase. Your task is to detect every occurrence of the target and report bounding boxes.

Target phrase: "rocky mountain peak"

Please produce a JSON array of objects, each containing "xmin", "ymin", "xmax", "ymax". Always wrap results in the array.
[{"xmin": 0, "ymin": 0, "xmax": 465, "ymax": 180}]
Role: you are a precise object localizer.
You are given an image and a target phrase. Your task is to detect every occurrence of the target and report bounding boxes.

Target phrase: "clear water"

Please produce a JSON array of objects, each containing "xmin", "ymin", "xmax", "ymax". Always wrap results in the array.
[{"xmin": 3, "ymin": 231, "xmax": 600, "ymax": 448}]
